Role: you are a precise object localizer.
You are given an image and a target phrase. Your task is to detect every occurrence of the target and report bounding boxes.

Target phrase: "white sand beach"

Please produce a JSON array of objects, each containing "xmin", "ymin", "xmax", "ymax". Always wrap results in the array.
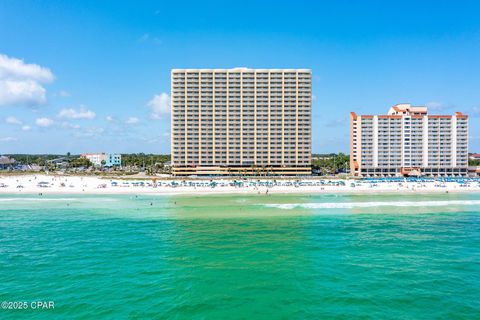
[{"xmin": 0, "ymin": 174, "xmax": 479, "ymax": 195}]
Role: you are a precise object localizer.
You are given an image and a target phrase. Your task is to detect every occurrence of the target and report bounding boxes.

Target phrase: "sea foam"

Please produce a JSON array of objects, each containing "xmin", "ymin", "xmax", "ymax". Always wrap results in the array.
[{"xmin": 264, "ymin": 200, "xmax": 480, "ymax": 210}]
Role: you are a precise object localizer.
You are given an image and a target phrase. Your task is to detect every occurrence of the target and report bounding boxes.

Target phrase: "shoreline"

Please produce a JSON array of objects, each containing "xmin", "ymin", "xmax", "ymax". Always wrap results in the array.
[
  {"xmin": 1, "ymin": 174, "xmax": 479, "ymax": 196},
  {"xmin": 1, "ymin": 190, "xmax": 479, "ymax": 197}
]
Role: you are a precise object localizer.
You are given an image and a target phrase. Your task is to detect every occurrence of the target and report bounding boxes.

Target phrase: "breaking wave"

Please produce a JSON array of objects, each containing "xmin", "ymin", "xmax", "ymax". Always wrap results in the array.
[{"xmin": 264, "ymin": 200, "xmax": 480, "ymax": 210}]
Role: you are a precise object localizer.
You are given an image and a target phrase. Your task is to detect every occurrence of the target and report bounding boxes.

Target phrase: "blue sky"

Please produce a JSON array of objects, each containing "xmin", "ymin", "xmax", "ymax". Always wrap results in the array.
[{"xmin": 0, "ymin": 0, "xmax": 479, "ymax": 154}]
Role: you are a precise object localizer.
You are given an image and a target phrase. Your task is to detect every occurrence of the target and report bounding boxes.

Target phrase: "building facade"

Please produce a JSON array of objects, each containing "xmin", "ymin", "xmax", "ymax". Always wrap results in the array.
[
  {"xmin": 81, "ymin": 153, "xmax": 121, "ymax": 167},
  {"xmin": 171, "ymin": 68, "xmax": 312, "ymax": 175},
  {"xmin": 469, "ymin": 153, "xmax": 480, "ymax": 161},
  {"xmin": 350, "ymin": 104, "xmax": 469, "ymax": 177},
  {"xmin": 0, "ymin": 156, "xmax": 15, "ymax": 170}
]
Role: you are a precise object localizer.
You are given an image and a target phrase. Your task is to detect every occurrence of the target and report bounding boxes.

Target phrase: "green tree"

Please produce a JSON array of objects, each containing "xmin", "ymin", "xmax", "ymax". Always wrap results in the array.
[
  {"xmin": 70, "ymin": 157, "xmax": 92, "ymax": 168},
  {"xmin": 469, "ymin": 158, "xmax": 480, "ymax": 166},
  {"xmin": 312, "ymin": 153, "xmax": 350, "ymax": 175}
]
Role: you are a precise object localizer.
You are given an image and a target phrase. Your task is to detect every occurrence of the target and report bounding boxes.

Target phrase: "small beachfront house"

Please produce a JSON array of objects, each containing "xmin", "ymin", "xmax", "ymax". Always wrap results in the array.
[
  {"xmin": 81, "ymin": 153, "xmax": 122, "ymax": 168},
  {"xmin": 0, "ymin": 156, "xmax": 15, "ymax": 170}
]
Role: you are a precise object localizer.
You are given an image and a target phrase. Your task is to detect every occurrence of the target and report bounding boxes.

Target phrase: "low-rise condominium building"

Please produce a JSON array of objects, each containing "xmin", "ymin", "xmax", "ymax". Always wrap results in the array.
[{"xmin": 81, "ymin": 153, "xmax": 121, "ymax": 167}]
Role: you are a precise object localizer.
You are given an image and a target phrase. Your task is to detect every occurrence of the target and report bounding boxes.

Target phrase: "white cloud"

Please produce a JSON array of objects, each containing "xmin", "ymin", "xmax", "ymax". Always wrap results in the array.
[
  {"xmin": 0, "ymin": 54, "xmax": 53, "ymax": 82},
  {"xmin": 126, "ymin": 116, "xmax": 140, "ymax": 124},
  {"xmin": 147, "ymin": 92, "xmax": 170, "ymax": 119},
  {"xmin": 35, "ymin": 117, "xmax": 54, "ymax": 127},
  {"xmin": 425, "ymin": 101, "xmax": 446, "ymax": 111},
  {"xmin": 472, "ymin": 106, "xmax": 480, "ymax": 117},
  {"xmin": 138, "ymin": 33, "xmax": 162, "ymax": 44},
  {"xmin": 0, "ymin": 80, "xmax": 48, "ymax": 107},
  {"xmin": 139, "ymin": 33, "xmax": 150, "ymax": 42},
  {"xmin": 21, "ymin": 125, "xmax": 31, "ymax": 131},
  {"xmin": 106, "ymin": 115, "xmax": 114, "ymax": 122},
  {"xmin": 56, "ymin": 90, "xmax": 70, "ymax": 97},
  {"xmin": 325, "ymin": 118, "xmax": 346, "ymax": 128},
  {"xmin": 141, "ymin": 131, "xmax": 171, "ymax": 144},
  {"xmin": 58, "ymin": 106, "xmax": 96, "ymax": 119},
  {"xmin": 5, "ymin": 116, "xmax": 22, "ymax": 125},
  {"xmin": 61, "ymin": 122, "xmax": 81, "ymax": 129},
  {"xmin": 0, "ymin": 53, "xmax": 54, "ymax": 106},
  {"xmin": 88, "ymin": 127, "xmax": 104, "ymax": 136},
  {"xmin": 0, "ymin": 136, "xmax": 17, "ymax": 142},
  {"xmin": 74, "ymin": 127, "xmax": 105, "ymax": 138}
]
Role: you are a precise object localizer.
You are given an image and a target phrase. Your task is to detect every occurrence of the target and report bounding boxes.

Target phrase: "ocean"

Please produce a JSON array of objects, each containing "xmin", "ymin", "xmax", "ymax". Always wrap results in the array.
[{"xmin": 1, "ymin": 193, "xmax": 479, "ymax": 319}]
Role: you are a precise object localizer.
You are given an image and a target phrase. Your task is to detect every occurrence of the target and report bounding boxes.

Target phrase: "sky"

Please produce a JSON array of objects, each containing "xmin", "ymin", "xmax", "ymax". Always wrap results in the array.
[{"xmin": 0, "ymin": 0, "xmax": 479, "ymax": 154}]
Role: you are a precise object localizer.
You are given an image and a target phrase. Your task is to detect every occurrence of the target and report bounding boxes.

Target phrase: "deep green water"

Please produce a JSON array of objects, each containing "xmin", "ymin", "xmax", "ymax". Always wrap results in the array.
[{"xmin": 1, "ymin": 193, "xmax": 479, "ymax": 319}]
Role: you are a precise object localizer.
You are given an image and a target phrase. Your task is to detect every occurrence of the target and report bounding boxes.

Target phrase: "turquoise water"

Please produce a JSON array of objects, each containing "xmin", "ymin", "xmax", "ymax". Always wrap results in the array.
[{"xmin": 1, "ymin": 193, "xmax": 479, "ymax": 319}]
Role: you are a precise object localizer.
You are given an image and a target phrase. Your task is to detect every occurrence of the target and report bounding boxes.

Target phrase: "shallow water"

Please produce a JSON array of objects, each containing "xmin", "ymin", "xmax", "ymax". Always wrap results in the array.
[{"xmin": 1, "ymin": 193, "xmax": 479, "ymax": 319}]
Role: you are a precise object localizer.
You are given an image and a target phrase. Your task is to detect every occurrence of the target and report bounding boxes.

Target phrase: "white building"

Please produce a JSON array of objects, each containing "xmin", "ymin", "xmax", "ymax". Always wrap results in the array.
[
  {"xmin": 350, "ymin": 104, "xmax": 469, "ymax": 177},
  {"xmin": 81, "ymin": 153, "xmax": 121, "ymax": 167}
]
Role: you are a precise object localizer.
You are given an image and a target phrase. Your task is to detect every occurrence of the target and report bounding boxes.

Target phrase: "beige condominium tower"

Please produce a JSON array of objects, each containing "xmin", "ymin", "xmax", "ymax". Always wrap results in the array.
[
  {"xmin": 171, "ymin": 68, "xmax": 312, "ymax": 176},
  {"xmin": 350, "ymin": 103, "xmax": 469, "ymax": 177}
]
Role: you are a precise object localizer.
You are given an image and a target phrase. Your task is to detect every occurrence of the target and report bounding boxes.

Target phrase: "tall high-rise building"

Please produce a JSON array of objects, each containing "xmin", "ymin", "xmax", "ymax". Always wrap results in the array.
[
  {"xmin": 350, "ymin": 104, "xmax": 469, "ymax": 177},
  {"xmin": 171, "ymin": 68, "xmax": 312, "ymax": 176}
]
